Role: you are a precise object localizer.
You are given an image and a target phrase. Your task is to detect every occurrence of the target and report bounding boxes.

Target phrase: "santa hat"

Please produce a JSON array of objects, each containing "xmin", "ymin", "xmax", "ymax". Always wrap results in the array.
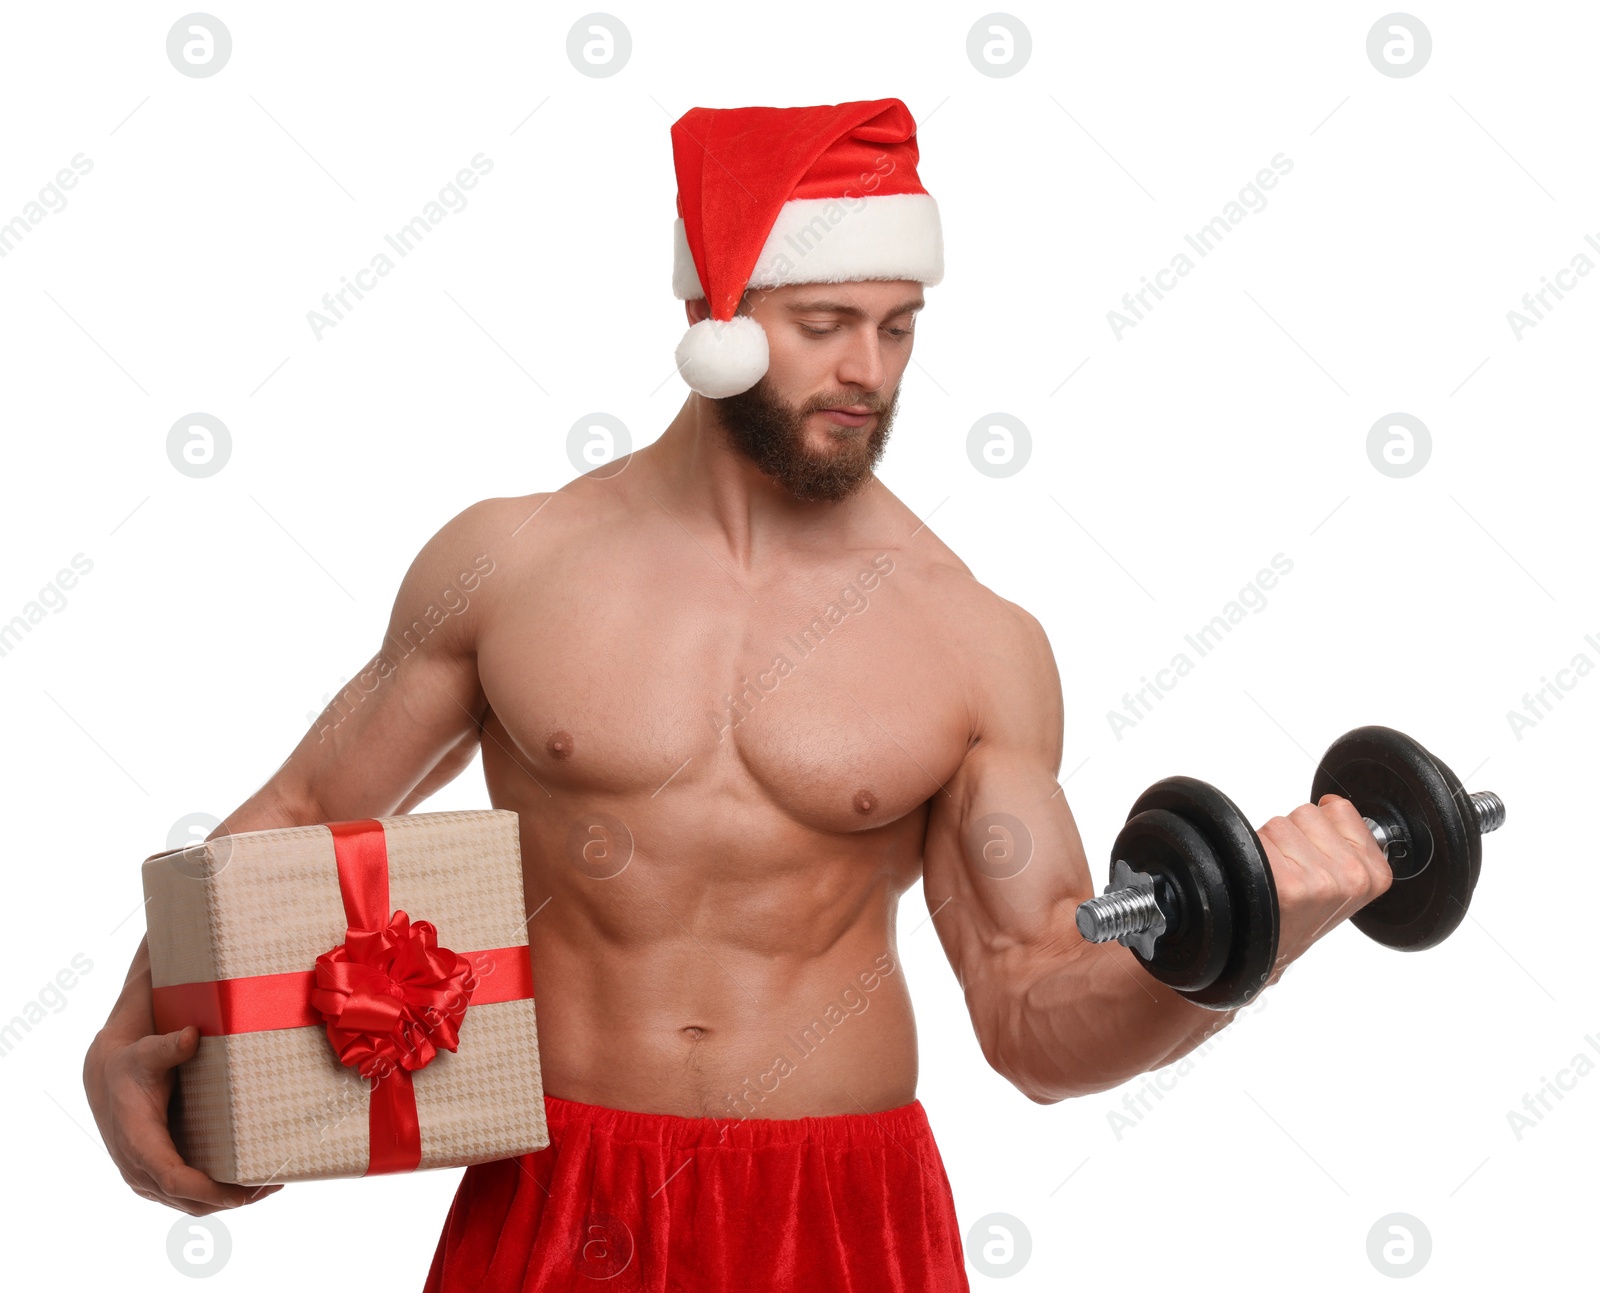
[{"xmin": 670, "ymin": 97, "xmax": 943, "ymax": 398}]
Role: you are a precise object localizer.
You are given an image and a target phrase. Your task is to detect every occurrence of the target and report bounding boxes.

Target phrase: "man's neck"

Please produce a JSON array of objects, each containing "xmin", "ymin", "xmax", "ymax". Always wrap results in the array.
[{"xmin": 641, "ymin": 395, "xmax": 877, "ymax": 572}]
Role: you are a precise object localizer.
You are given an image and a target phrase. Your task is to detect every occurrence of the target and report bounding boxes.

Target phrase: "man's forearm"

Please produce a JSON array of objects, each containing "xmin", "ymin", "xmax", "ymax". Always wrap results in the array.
[
  {"xmin": 995, "ymin": 942, "xmax": 1255, "ymax": 1103},
  {"xmin": 95, "ymin": 935, "xmax": 156, "ymax": 1045}
]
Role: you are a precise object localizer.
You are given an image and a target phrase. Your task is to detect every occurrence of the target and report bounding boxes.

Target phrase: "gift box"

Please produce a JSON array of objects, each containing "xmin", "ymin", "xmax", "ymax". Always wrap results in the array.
[{"xmin": 142, "ymin": 808, "xmax": 549, "ymax": 1185}]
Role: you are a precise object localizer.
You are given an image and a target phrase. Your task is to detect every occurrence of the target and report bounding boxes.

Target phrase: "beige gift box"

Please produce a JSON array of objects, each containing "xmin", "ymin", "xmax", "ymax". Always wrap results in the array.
[{"xmin": 142, "ymin": 808, "xmax": 549, "ymax": 1185}]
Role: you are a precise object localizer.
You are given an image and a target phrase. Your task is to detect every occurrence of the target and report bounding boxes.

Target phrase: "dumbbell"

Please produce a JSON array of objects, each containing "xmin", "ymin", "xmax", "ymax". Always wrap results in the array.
[{"xmin": 1073, "ymin": 726, "xmax": 1507, "ymax": 1010}]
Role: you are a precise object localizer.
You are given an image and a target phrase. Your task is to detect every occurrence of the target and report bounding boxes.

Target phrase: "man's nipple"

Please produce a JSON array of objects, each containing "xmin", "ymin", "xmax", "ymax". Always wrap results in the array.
[{"xmin": 546, "ymin": 729, "xmax": 575, "ymax": 759}]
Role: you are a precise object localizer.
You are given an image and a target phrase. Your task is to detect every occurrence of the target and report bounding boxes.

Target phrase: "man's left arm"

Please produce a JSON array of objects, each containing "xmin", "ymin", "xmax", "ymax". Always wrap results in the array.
[{"xmin": 921, "ymin": 598, "xmax": 1393, "ymax": 1103}]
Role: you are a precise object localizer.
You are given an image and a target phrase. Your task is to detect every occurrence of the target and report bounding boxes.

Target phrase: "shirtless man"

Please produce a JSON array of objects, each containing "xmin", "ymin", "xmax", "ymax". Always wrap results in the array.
[{"xmin": 83, "ymin": 99, "xmax": 1393, "ymax": 1290}]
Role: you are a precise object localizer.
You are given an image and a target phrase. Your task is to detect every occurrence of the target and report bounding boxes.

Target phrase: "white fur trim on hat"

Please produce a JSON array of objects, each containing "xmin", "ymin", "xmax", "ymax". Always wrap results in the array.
[
  {"xmin": 672, "ymin": 192, "xmax": 943, "ymax": 301},
  {"xmin": 675, "ymin": 315, "xmax": 770, "ymax": 398}
]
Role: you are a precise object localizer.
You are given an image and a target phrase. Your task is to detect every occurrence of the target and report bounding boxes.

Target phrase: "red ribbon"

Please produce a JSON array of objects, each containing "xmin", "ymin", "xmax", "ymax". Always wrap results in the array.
[{"xmin": 151, "ymin": 819, "xmax": 535, "ymax": 1176}]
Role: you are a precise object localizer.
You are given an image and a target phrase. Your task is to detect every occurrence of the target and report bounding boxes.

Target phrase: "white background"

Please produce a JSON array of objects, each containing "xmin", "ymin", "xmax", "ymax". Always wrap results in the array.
[{"xmin": 1, "ymin": 2, "xmax": 1595, "ymax": 1288}]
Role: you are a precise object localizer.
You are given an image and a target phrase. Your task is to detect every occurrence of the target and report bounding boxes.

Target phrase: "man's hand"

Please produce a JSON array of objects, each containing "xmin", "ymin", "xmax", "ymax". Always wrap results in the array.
[
  {"xmin": 1257, "ymin": 793, "xmax": 1395, "ymax": 982},
  {"xmin": 83, "ymin": 1022, "xmax": 282, "ymax": 1215}
]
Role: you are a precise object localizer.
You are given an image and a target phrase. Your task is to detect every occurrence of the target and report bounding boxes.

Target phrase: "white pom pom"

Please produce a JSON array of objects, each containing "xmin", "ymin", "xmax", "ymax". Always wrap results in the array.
[{"xmin": 675, "ymin": 316, "xmax": 769, "ymax": 398}]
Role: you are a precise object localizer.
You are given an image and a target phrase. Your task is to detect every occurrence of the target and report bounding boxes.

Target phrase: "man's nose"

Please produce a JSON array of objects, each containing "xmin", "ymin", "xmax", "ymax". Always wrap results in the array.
[{"xmin": 835, "ymin": 330, "xmax": 886, "ymax": 392}]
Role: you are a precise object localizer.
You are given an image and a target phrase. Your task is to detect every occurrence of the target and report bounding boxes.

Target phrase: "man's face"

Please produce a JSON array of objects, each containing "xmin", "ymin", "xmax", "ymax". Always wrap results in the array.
[{"xmin": 704, "ymin": 280, "xmax": 923, "ymax": 504}]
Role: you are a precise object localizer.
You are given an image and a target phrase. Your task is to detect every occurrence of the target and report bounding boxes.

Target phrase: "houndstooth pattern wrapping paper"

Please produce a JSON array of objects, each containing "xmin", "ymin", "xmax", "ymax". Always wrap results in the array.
[{"xmin": 141, "ymin": 809, "xmax": 549, "ymax": 1185}]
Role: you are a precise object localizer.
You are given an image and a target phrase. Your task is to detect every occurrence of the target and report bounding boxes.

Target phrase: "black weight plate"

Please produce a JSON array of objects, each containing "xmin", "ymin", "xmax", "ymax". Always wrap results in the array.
[
  {"xmin": 1309, "ymin": 726, "xmax": 1475, "ymax": 950},
  {"xmin": 1126, "ymin": 777, "xmax": 1278, "ymax": 1010},
  {"xmin": 1418, "ymin": 735, "xmax": 1483, "ymax": 898},
  {"xmin": 1109, "ymin": 808, "xmax": 1233, "ymax": 993}
]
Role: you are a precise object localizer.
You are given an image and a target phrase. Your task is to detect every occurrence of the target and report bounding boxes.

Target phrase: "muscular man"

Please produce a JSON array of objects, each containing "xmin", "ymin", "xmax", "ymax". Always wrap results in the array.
[{"xmin": 83, "ymin": 99, "xmax": 1392, "ymax": 1291}]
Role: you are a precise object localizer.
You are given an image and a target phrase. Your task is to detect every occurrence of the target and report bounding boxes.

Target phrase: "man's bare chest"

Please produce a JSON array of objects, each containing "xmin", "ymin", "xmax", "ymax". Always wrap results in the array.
[{"xmin": 474, "ymin": 551, "xmax": 970, "ymax": 834}]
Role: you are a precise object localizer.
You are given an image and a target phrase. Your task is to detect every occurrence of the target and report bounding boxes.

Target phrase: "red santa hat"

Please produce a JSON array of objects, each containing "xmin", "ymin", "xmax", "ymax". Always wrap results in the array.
[{"xmin": 670, "ymin": 97, "xmax": 943, "ymax": 398}]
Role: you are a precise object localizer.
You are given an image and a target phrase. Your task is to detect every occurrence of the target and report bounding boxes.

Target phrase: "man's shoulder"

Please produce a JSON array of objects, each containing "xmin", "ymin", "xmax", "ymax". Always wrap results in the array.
[
  {"xmin": 926, "ymin": 566, "xmax": 1059, "ymax": 756},
  {"xmin": 923, "ymin": 562, "xmax": 1053, "ymax": 677},
  {"xmin": 435, "ymin": 482, "xmax": 620, "ymax": 566},
  {"xmin": 397, "ymin": 492, "xmax": 583, "ymax": 631},
  {"xmin": 872, "ymin": 491, "xmax": 1046, "ymax": 644},
  {"xmin": 868, "ymin": 493, "xmax": 1056, "ymax": 735}
]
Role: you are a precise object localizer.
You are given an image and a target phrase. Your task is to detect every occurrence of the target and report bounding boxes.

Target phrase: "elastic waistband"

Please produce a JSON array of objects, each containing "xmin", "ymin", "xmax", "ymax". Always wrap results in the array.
[{"xmin": 542, "ymin": 1093, "xmax": 932, "ymax": 1150}]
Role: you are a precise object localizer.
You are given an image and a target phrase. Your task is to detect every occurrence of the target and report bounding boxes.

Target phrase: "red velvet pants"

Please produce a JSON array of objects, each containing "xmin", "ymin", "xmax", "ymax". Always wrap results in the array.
[{"xmin": 424, "ymin": 1094, "xmax": 970, "ymax": 1291}]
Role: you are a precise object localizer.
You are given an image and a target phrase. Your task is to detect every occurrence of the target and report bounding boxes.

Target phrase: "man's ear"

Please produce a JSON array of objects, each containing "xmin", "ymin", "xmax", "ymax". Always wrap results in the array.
[{"xmin": 685, "ymin": 296, "xmax": 711, "ymax": 325}]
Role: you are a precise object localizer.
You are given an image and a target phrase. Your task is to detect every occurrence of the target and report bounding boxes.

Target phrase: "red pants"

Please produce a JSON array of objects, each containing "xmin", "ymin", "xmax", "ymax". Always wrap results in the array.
[{"xmin": 424, "ymin": 1094, "xmax": 970, "ymax": 1292}]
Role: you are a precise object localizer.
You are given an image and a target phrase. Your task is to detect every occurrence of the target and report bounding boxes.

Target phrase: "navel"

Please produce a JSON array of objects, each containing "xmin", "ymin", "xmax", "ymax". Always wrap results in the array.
[
  {"xmin": 853, "ymin": 787, "xmax": 878, "ymax": 815},
  {"xmin": 546, "ymin": 729, "xmax": 575, "ymax": 759}
]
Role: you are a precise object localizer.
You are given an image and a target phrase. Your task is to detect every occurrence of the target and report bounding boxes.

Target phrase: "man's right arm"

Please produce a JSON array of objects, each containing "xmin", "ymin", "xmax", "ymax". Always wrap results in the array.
[{"xmin": 83, "ymin": 497, "xmax": 516, "ymax": 1215}]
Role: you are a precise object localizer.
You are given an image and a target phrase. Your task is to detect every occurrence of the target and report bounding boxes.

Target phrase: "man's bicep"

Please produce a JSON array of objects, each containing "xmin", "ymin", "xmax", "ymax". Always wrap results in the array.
[
  {"xmin": 924, "ymin": 741, "xmax": 1093, "ymax": 964},
  {"xmin": 271, "ymin": 500, "xmax": 508, "ymax": 821},
  {"xmin": 922, "ymin": 603, "xmax": 1093, "ymax": 1001}
]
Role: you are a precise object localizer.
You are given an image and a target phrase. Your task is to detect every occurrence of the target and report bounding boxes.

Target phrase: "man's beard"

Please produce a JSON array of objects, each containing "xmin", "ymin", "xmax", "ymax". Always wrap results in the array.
[{"xmin": 713, "ymin": 377, "xmax": 900, "ymax": 504}]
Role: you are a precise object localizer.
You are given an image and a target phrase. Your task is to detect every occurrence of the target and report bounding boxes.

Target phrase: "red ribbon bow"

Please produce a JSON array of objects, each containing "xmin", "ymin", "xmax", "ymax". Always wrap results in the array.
[{"xmin": 310, "ymin": 910, "xmax": 477, "ymax": 1081}]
